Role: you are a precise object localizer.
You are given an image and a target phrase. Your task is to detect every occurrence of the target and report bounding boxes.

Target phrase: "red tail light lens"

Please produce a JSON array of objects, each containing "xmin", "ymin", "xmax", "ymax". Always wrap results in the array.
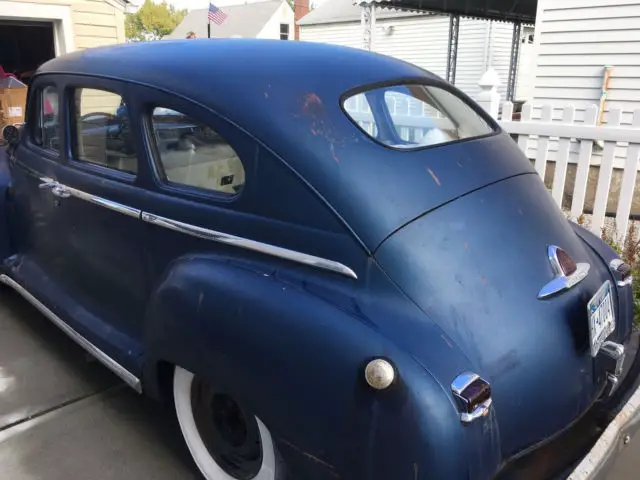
[{"xmin": 556, "ymin": 248, "xmax": 577, "ymax": 276}]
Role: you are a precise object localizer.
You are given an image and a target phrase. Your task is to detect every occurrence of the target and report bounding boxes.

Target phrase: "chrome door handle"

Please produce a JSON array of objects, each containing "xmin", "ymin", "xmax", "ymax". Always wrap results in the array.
[
  {"xmin": 39, "ymin": 180, "xmax": 57, "ymax": 190},
  {"xmin": 51, "ymin": 185, "xmax": 71, "ymax": 198}
]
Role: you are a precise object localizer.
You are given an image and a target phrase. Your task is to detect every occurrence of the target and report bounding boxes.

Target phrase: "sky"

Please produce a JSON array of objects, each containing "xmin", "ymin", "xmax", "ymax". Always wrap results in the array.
[{"xmin": 130, "ymin": 0, "xmax": 326, "ymax": 11}]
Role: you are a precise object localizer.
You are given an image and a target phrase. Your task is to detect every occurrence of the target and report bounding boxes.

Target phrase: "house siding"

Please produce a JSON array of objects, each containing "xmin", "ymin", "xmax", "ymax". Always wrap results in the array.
[
  {"xmin": 9, "ymin": 0, "xmax": 125, "ymax": 50},
  {"xmin": 532, "ymin": 0, "xmax": 640, "ymax": 124},
  {"xmin": 299, "ymin": 22, "xmax": 362, "ymax": 49},
  {"xmin": 299, "ymin": 14, "xmax": 525, "ymax": 101}
]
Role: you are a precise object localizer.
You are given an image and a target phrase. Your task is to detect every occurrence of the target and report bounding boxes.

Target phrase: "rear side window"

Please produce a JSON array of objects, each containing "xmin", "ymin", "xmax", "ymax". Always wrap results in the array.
[
  {"xmin": 71, "ymin": 88, "xmax": 137, "ymax": 174},
  {"xmin": 150, "ymin": 107, "xmax": 245, "ymax": 196},
  {"xmin": 342, "ymin": 84, "xmax": 495, "ymax": 150}
]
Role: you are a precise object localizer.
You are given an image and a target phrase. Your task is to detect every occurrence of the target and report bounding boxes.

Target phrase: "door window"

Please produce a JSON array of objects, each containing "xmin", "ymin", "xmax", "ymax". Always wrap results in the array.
[
  {"xmin": 71, "ymin": 88, "xmax": 137, "ymax": 174},
  {"xmin": 150, "ymin": 107, "xmax": 245, "ymax": 196},
  {"xmin": 31, "ymin": 85, "xmax": 60, "ymax": 153}
]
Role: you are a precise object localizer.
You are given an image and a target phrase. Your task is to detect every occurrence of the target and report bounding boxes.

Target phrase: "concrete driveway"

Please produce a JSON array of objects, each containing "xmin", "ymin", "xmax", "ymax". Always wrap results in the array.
[
  {"xmin": 0, "ymin": 288, "xmax": 637, "ymax": 479},
  {"xmin": 0, "ymin": 289, "xmax": 199, "ymax": 479}
]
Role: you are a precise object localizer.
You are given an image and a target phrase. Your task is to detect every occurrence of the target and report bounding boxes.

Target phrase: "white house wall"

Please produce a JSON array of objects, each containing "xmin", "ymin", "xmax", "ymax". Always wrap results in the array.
[
  {"xmin": 532, "ymin": 0, "xmax": 640, "ymax": 124},
  {"xmin": 257, "ymin": 1, "xmax": 294, "ymax": 39},
  {"xmin": 299, "ymin": 22, "xmax": 361, "ymax": 48},
  {"xmin": 300, "ymin": 14, "xmax": 525, "ymax": 101}
]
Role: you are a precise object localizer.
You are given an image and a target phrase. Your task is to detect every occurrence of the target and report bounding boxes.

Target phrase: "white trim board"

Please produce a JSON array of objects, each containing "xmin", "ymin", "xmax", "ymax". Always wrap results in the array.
[{"xmin": 0, "ymin": 1, "xmax": 75, "ymax": 55}]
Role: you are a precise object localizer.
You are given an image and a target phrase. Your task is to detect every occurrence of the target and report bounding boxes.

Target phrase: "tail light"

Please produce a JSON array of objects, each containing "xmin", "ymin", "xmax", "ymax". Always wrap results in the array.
[
  {"xmin": 610, "ymin": 258, "xmax": 633, "ymax": 287},
  {"xmin": 451, "ymin": 372, "xmax": 493, "ymax": 423}
]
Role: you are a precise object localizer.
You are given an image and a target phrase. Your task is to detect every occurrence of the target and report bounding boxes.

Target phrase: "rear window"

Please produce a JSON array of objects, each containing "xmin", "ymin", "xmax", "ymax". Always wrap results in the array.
[{"xmin": 342, "ymin": 84, "xmax": 496, "ymax": 150}]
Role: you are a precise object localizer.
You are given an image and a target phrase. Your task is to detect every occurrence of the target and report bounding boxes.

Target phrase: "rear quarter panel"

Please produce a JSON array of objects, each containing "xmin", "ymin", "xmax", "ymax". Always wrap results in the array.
[{"xmin": 143, "ymin": 253, "xmax": 472, "ymax": 479}]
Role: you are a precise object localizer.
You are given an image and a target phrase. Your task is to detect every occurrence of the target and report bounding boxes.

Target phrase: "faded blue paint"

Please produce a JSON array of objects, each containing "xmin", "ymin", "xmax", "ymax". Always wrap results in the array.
[{"xmin": 0, "ymin": 39, "xmax": 636, "ymax": 479}]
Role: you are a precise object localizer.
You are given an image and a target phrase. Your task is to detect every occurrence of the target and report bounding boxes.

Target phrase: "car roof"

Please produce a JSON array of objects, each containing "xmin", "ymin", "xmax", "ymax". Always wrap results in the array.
[
  {"xmin": 37, "ymin": 39, "xmax": 497, "ymax": 251},
  {"xmin": 37, "ymin": 38, "xmax": 439, "ymax": 93}
]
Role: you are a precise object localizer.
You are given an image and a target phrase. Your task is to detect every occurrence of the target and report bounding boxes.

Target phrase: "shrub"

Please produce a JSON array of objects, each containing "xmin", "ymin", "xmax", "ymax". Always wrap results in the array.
[{"xmin": 601, "ymin": 221, "xmax": 640, "ymax": 327}]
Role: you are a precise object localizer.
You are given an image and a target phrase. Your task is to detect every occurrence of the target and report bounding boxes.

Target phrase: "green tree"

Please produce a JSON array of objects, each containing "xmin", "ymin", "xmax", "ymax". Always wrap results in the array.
[{"xmin": 125, "ymin": 0, "xmax": 187, "ymax": 42}]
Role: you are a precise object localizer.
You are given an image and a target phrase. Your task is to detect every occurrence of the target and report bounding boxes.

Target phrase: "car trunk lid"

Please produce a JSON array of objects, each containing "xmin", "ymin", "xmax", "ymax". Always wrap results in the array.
[{"xmin": 374, "ymin": 173, "xmax": 627, "ymax": 457}]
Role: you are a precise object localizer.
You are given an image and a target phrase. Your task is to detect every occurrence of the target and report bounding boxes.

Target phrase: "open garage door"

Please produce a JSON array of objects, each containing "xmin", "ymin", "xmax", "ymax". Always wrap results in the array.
[{"xmin": 0, "ymin": 19, "xmax": 55, "ymax": 86}]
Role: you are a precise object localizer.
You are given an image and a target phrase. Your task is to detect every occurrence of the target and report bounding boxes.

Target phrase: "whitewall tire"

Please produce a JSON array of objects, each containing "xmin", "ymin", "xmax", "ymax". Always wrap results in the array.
[{"xmin": 173, "ymin": 366, "xmax": 276, "ymax": 480}]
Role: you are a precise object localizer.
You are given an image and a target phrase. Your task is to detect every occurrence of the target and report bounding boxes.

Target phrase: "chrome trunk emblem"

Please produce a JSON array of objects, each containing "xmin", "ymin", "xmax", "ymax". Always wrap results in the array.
[{"xmin": 538, "ymin": 245, "xmax": 590, "ymax": 299}]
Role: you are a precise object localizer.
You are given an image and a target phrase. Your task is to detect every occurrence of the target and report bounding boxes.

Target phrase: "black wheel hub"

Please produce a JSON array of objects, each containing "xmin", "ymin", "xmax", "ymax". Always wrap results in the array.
[{"xmin": 191, "ymin": 379, "xmax": 262, "ymax": 480}]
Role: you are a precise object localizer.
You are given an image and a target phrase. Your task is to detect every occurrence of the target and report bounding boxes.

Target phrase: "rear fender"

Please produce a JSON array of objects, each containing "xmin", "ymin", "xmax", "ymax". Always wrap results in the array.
[{"xmin": 142, "ymin": 253, "xmax": 468, "ymax": 479}]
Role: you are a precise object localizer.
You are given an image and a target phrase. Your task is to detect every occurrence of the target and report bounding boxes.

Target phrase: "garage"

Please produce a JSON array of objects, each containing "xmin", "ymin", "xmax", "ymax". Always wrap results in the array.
[
  {"xmin": 0, "ymin": 0, "xmax": 128, "ymax": 131},
  {"xmin": 0, "ymin": 20, "xmax": 56, "ymax": 86}
]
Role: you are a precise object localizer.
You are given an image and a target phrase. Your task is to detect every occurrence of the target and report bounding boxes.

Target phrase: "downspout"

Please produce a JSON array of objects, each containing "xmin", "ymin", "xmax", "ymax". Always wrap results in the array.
[{"xmin": 595, "ymin": 66, "xmax": 612, "ymax": 150}]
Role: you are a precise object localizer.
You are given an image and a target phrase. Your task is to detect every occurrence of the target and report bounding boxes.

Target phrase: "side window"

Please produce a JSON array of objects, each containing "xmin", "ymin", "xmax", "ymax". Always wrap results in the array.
[
  {"xmin": 31, "ymin": 85, "xmax": 60, "ymax": 152},
  {"xmin": 150, "ymin": 107, "xmax": 245, "ymax": 196},
  {"xmin": 71, "ymin": 88, "xmax": 137, "ymax": 174}
]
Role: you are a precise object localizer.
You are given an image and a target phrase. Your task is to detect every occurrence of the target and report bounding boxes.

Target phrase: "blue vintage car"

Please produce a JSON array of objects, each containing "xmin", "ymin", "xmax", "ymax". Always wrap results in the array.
[{"xmin": 1, "ymin": 39, "xmax": 639, "ymax": 480}]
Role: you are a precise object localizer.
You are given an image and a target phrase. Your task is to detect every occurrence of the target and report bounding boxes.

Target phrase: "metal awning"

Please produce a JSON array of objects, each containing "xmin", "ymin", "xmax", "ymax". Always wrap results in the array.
[{"xmin": 361, "ymin": 0, "xmax": 537, "ymax": 23}]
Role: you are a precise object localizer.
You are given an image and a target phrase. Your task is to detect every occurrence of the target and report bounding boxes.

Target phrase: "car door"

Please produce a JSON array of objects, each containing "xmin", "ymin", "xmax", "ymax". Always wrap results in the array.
[
  {"xmin": 5, "ymin": 78, "xmax": 68, "ymax": 291},
  {"xmin": 36, "ymin": 76, "xmax": 149, "ymax": 371}
]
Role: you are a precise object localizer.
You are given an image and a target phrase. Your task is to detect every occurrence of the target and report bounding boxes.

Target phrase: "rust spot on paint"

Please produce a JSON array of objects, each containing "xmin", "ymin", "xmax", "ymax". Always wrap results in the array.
[
  {"xmin": 481, "ymin": 276, "xmax": 487, "ymax": 285},
  {"xmin": 441, "ymin": 334, "xmax": 453, "ymax": 349},
  {"xmin": 427, "ymin": 168, "xmax": 441, "ymax": 186},
  {"xmin": 302, "ymin": 92, "xmax": 324, "ymax": 116}
]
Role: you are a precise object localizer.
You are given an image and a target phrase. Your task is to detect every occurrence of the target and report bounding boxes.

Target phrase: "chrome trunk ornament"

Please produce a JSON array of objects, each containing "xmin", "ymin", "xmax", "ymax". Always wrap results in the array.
[{"xmin": 538, "ymin": 245, "xmax": 590, "ymax": 299}]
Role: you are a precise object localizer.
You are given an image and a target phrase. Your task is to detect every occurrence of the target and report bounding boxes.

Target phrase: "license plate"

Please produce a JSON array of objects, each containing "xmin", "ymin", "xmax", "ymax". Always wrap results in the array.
[{"xmin": 588, "ymin": 280, "xmax": 615, "ymax": 357}]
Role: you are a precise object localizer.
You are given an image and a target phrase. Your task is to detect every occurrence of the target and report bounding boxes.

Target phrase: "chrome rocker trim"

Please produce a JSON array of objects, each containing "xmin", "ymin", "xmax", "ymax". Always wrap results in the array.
[
  {"xmin": 568, "ymin": 379, "xmax": 640, "ymax": 479},
  {"xmin": 538, "ymin": 245, "xmax": 590, "ymax": 299},
  {"xmin": 141, "ymin": 212, "xmax": 358, "ymax": 280},
  {"xmin": 0, "ymin": 274, "xmax": 143, "ymax": 393}
]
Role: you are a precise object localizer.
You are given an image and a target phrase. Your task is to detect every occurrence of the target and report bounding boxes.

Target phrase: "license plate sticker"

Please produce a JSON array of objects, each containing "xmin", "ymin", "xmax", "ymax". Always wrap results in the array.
[{"xmin": 588, "ymin": 280, "xmax": 616, "ymax": 357}]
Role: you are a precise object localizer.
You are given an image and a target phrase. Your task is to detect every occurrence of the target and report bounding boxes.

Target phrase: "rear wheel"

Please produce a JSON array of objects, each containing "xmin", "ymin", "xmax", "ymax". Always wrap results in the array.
[{"xmin": 173, "ymin": 366, "xmax": 276, "ymax": 480}]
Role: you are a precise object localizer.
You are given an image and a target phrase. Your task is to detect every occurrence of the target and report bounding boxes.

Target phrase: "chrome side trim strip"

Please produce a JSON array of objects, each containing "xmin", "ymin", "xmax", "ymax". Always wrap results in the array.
[
  {"xmin": 36, "ymin": 177, "xmax": 357, "ymax": 279},
  {"xmin": 38, "ymin": 178, "xmax": 141, "ymax": 218},
  {"xmin": 64, "ymin": 185, "xmax": 140, "ymax": 218},
  {"xmin": 141, "ymin": 212, "xmax": 358, "ymax": 280},
  {"xmin": 0, "ymin": 274, "xmax": 143, "ymax": 393}
]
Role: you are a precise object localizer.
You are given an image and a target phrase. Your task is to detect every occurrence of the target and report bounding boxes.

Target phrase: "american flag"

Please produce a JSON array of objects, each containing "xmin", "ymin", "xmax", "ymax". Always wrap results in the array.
[{"xmin": 208, "ymin": 2, "xmax": 227, "ymax": 25}]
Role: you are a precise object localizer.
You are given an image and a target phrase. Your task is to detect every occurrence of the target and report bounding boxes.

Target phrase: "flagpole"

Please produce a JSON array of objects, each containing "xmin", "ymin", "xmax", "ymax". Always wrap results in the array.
[{"xmin": 207, "ymin": 20, "xmax": 211, "ymax": 38}]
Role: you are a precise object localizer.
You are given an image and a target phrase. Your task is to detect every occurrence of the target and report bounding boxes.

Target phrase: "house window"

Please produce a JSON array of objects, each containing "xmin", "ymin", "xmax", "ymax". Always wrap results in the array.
[{"xmin": 280, "ymin": 23, "xmax": 289, "ymax": 40}]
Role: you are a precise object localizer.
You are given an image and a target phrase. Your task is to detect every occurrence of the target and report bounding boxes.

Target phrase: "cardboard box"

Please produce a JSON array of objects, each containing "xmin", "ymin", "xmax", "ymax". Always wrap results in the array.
[{"xmin": 0, "ymin": 86, "xmax": 28, "ymax": 127}]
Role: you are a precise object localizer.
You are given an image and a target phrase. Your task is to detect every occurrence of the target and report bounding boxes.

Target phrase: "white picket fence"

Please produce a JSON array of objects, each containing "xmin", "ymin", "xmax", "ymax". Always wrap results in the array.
[{"xmin": 499, "ymin": 102, "xmax": 640, "ymax": 242}]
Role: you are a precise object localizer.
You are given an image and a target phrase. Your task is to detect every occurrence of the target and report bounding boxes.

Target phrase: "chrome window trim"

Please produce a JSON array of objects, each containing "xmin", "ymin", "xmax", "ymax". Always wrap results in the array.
[
  {"xmin": 141, "ymin": 212, "xmax": 358, "ymax": 280},
  {"xmin": 0, "ymin": 274, "xmax": 142, "ymax": 393}
]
